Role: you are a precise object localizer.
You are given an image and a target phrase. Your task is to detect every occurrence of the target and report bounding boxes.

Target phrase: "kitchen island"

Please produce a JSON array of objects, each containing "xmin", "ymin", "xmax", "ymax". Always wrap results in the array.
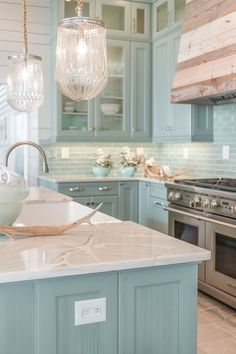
[{"xmin": 0, "ymin": 197, "xmax": 210, "ymax": 354}]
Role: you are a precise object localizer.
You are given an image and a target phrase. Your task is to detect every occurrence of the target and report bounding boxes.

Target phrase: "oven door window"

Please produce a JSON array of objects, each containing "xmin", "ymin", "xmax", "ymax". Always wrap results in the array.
[
  {"xmin": 215, "ymin": 233, "xmax": 236, "ymax": 280},
  {"xmin": 174, "ymin": 221, "xmax": 198, "ymax": 245}
]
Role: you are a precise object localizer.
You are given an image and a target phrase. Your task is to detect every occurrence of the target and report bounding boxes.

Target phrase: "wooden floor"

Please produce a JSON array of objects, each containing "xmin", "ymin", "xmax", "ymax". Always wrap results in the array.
[{"xmin": 198, "ymin": 291, "xmax": 236, "ymax": 354}]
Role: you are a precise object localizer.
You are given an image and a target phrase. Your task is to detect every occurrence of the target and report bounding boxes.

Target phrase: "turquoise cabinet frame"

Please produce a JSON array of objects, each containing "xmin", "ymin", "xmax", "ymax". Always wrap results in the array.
[
  {"xmin": 0, "ymin": 264, "xmax": 199, "ymax": 354},
  {"xmin": 119, "ymin": 181, "xmax": 138, "ymax": 222}
]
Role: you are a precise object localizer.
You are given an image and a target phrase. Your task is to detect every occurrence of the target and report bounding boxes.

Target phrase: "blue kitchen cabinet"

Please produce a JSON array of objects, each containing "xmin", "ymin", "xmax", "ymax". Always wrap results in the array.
[
  {"xmin": 97, "ymin": 0, "xmax": 151, "ymax": 41},
  {"xmin": 37, "ymin": 273, "xmax": 118, "ymax": 354},
  {"xmin": 74, "ymin": 195, "xmax": 119, "ymax": 218},
  {"xmin": 152, "ymin": 28, "xmax": 213, "ymax": 142},
  {"xmin": 53, "ymin": 181, "xmax": 120, "ymax": 218},
  {"xmin": 138, "ymin": 181, "xmax": 151, "ymax": 227},
  {"xmin": 0, "ymin": 267, "xmax": 199, "ymax": 354},
  {"xmin": 119, "ymin": 264, "xmax": 198, "ymax": 354},
  {"xmin": 119, "ymin": 181, "xmax": 138, "ymax": 222},
  {"xmin": 55, "ymin": 1, "xmax": 151, "ymax": 142},
  {"xmin": 152, "ymin": 0, "xmax": 186, "ymax": 40},
  {"xmin": 139, "ymin": 181, "xmax": 169, "ymax": 234},
  {"xmin": 0, "ymin": 282, "xmax": 36, "ymax": 354},
  {"xmin": 131, "ymin": 42, "xmax": 151, "ymax": 139}
]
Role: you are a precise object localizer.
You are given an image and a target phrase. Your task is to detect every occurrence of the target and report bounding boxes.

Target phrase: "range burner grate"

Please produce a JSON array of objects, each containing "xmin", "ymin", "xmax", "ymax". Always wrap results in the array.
[{"xmin": 174, "ymin": 178, "xmax": 236, "ymax": 192}]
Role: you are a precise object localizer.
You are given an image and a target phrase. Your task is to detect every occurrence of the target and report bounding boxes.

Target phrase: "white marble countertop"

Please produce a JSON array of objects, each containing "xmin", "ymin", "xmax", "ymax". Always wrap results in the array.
[
  {"xmin": 38, "ymin": 174, "xmax": 171, "ymax": 184},
  {"xmin": 26, "ymin": 187, "xmax": 72, "ymax": 203},
  {"xmin": 0, "ymin": 200, "xmax": 210, "ymax": 283}
]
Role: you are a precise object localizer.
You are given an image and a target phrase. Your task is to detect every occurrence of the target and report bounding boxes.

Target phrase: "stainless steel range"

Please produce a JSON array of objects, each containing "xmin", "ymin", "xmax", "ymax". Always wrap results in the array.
[{"xmin": 165, "ymin": 178, "xmax": 236, "ymax": 309}]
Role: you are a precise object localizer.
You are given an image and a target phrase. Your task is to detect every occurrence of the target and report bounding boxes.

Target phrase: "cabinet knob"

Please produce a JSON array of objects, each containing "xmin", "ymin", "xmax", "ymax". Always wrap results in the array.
[
  {"xmin": 86, "ymin": 202, "xmax": 90, "ymax": 206},
  {"xmin": 165, "ymin": 127, "xmax": 169, "ymax": 131},
  {"xmin": 98, "ymin": 186, "xmax": 111, "ymax": 191},
  {"xmin": 88, "ymin": 126, "xmax": 95, "ymax": 131},
  {"xmin": 132, "ymin": 128, "xmax": 136, "ymax": 132},
  {"xmin": 169, "ymin": 126, "xmax": 173, "ymax": 131},
  {"xmin": 69, "ymin": 187, "xmax": 84, "ymax": 192}
]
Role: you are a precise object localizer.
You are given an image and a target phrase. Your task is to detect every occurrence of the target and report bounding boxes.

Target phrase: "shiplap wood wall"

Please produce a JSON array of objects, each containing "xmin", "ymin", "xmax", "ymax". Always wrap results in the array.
[
  {"xmin": 171, "ymin": 0, "xmax": 236, "ymax": 104},
  {"xmin": 0, "ymin": 0, "xmax": 53, "ymax": 142}
]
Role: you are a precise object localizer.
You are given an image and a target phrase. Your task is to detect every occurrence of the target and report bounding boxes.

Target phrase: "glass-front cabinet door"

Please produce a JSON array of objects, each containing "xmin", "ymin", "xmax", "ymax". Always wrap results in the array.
[
  {"xmin": 96, "ymin": 40, "xmax": 130, "ymax": 138},
  {"xmin": 97, "ymin": 0, "xmax": 130, "ymax": 37},
  {"xmin": 153, "ymin": 0, "xmax": 170, "ymax": 36},
  {"xmin": 131, "ymin": 3, "xmax": 150, "ymax": 40},
  {"xmin": 59, "ymin": 94, "xmax": 96, "ymax": 138},
  {"xmin": 152, "ymin": 0, "xmax": 186, "ymax": 38},
  {"xmin": 173, "ymin": 0, "xmax": 186, "ymax": 24}
]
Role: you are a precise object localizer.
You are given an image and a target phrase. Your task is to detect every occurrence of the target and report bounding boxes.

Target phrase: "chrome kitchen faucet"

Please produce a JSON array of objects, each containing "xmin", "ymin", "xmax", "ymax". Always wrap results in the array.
[{"xmin": 4, "ymin": 141, "xmax": 49, "ymax": 174}]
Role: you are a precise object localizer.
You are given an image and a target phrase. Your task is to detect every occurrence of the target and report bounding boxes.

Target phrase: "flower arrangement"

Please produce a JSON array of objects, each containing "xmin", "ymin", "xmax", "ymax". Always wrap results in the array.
[
  {"xmin": 94, "ymin": 149, "xmax": 113, "ymax": 168},
  {"xmin": 120, "ymin": 146, "xmax": 143, "ymax": 168}
]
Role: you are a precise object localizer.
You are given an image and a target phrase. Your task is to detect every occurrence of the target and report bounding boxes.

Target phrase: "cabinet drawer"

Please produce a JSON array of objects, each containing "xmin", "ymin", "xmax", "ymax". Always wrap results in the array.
[
  {"xmin": 150, "ymin": 183, "xmax": 167, "ymax": 200},
  {"xmin": 57, "ymin": 182, "xmax": 119, "ymax": 197}
]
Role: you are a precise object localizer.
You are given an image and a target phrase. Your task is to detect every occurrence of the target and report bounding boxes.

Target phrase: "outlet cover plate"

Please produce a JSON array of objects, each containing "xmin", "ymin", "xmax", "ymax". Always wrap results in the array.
[{"xmin": 74, "ymin": 297, "xmax": 106, "ymax": 326}]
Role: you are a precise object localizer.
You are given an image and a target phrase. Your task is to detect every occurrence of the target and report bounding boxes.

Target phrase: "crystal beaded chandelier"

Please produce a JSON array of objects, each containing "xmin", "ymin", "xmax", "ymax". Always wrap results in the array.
[
  {"xmin": 7, "ymin": 0, "xmax": 44, "ymax": 113},
  {"xmin": 56, "ymin": 0, "xmax": 108, "ymax": 101}
]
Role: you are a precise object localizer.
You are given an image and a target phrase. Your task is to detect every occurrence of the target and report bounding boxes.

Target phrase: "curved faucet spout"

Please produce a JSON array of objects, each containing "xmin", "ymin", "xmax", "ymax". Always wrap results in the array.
[{"xmin": 4, "ymin": 141, "xmax": 49, "ymax": 174}]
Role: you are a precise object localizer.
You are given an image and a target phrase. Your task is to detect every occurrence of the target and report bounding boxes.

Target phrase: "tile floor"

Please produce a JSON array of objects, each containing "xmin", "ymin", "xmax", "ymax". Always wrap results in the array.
[{"xmin": 198, "ymin": 291, "xmax": 236, "ymax": 354}]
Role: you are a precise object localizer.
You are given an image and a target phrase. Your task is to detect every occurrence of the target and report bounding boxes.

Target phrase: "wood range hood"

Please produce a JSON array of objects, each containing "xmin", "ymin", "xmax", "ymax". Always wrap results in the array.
[{"xmin": 171, "ymin": 0, "xmax": 236, "ymax": 105}]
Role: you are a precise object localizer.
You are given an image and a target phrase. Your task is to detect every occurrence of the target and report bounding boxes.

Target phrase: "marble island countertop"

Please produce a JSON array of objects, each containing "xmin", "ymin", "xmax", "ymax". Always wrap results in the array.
[
  {"xmin": 0, "ymin": 200, "xmax": 210, "ymax": 283},
  {"xmin": 26, "ymin": 186, "xmax": 73, "ymax": 203}
]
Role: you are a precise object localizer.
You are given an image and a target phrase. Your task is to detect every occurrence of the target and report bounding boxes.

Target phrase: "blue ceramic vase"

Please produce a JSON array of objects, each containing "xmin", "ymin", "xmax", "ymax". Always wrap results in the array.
[
  {"xmin": 93, "ymin": 166, "xmax": 111, "ymax": 177},
  {"xmin": 121, "ymin": 166, "xmax": 135, "ymax": 177}
]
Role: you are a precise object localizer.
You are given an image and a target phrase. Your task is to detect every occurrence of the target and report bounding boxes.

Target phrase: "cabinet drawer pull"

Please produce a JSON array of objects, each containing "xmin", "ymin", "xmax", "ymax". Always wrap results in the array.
[
  {"xmin": 98, "ymin": 186, "xmax": 111, "ymax": 191},
  {"xmin": 69, "ymin": 187, "xmax": 84, "ymax": 192},
  {"xmin": 86, "ymin": 202, "xmax": 90, "ymax": 206}
]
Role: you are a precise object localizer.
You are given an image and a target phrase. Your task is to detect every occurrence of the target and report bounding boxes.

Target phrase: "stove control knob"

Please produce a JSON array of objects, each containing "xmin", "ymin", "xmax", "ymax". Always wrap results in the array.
[
  {"xmin": 202, "ymin": 199, "xmax": 210, "ymax": 208},
  {"xmin": 210, "ymin": 199, "xmax": 218, "ymax": 209},
  {"xmin": 174, "ymin": 192, "xmax": 182, "ymax": 201},
  {"xmin": 189, "ymin": 201, "xmax": 195, "ymax": 208},
  {"xmin": 168, "ymin": 191, "xmax": 174, "ymax": 201},
  {"xmin": 230, "ymin": 205, "xmax": 236, "ymax": 214},
  {"xmin": 193, "ymin": 196, "xmax": 201, "ymax": 206}
]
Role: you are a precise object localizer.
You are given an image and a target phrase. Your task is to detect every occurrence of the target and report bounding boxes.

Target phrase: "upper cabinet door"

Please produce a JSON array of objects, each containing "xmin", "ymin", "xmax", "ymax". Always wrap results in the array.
[
  {"xmin": 152, "ymin": 0, "xmax": 186, "ymax": 39},
  {"xmin": 95, "ymin": 39, "xmax": 131, "ymax": 139},
  {"xmin": 152, "ymin": 0, "xmax": 170, "ymax": 38},
  {"xmin": 131, "ymin": 3, "xmax": 151, "ymax": 41},
  {"xmin": 97, "ymin": 0, "xmax": 131, "ymax": 38}
]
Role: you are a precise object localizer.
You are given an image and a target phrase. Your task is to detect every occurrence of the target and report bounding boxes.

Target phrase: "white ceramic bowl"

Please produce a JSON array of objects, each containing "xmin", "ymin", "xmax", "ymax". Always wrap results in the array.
[{"xmin": 101, "ymin": 103, "xmax": 120, "ymax": 115}]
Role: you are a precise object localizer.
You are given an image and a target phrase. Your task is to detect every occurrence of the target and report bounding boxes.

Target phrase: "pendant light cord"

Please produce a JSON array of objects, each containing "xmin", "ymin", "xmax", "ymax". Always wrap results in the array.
[
  {"xmin": 76, "ymin": 0, "xmax": 84, "ymax": 17},
  {"xmin": 23, "ymin": 0, "xmax": 28, "ymax": 56}
]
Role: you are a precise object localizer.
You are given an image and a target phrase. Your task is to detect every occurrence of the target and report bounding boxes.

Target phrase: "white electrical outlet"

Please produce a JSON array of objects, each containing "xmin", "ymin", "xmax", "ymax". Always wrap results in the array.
[
  {"xmin": 61, "ymin": 147, "xmax": 70, "ymax": 159},
  {"xmin": 74, "ymin": 298, "xmax": 106, "ymax": 326},
  {"xmin": 183, "ymin": 148, "xmax": 189, "ymax": 160},
  {"xmin": 222, "ymin": 145, "xmax": 230, "ymax": 160}
]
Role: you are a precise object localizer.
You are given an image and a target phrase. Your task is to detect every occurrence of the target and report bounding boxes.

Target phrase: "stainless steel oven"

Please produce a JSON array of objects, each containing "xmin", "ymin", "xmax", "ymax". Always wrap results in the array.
[
  {"xmin": 165, "ymin": 178, "xmax": 236, "ymax": 309},
  {"xmin": 206, "ymin": 220, "xmax": 236, "ymax": 299},
  {"xmin": 168, "ymin": 206, "xmax": 205, "ymax": 281}
]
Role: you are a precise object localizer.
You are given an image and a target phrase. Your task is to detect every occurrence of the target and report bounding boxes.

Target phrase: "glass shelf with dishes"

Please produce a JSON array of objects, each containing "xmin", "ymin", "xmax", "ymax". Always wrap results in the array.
[{"xmin": 61, "ymin": 95, "xmax": 91, "ymax": 132}]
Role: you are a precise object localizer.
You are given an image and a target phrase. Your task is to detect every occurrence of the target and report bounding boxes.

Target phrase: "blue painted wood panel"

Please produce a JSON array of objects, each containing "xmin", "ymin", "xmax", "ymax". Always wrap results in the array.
[
  {"xmin": 36, "ymin": 273, "xmax": 117, "ymax": 354},
  {"xmin": 0, "ymin": 282, "xmax": 36, "ymax": 354},
  {"xmin": 119, "ymin": 264, "xmax": 198, "ymax": 354}
]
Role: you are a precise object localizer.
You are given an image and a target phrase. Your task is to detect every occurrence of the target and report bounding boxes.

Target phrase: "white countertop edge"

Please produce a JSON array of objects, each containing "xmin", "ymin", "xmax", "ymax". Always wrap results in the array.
[{"xmin": 0, "ymin": 250, "xmax": 210, "ymax": 284}]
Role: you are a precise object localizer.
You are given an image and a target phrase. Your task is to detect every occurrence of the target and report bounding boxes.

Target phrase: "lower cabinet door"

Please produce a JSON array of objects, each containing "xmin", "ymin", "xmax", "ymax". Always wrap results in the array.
[
  {"xmin": 118, "ymin": 265, "xmax": 198, "ymax": 354},
  {"xmin": 119, "ymin": 181, "xmax": 138, "ymax": 222},
  {"xmin": 37, "ymin": 273, "xmax": 117, "ymax": 354},
  {"xmin": 0, "ymin": 282, "xmax": 36, "ymax": 354},
  {"xmin": 91, "ymin": 196, "xmax": 119, "ymax": 218}
]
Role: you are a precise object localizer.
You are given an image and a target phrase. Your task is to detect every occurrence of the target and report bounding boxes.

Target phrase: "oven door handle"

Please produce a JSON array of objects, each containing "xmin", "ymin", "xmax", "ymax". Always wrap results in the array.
[{"xmin": 164, "ymin": 206, "xmax": 236, "ymax": 229}]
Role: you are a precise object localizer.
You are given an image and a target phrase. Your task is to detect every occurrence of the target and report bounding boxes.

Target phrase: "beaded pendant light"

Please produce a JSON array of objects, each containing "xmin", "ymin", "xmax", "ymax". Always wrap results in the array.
[
  {"xmin": 6, "ymin": 0, "xmax": 44, "ymax": 113},
  {"xmin": 56, "ymin": 0, "xmax": 108, "ymax": 101}
]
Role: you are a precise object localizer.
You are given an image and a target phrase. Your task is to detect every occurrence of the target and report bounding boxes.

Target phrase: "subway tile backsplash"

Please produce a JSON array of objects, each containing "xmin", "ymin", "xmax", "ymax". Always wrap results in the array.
[{"xmin": 43, "ymin": 105, "xmax": 236, "ymax": 178}]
